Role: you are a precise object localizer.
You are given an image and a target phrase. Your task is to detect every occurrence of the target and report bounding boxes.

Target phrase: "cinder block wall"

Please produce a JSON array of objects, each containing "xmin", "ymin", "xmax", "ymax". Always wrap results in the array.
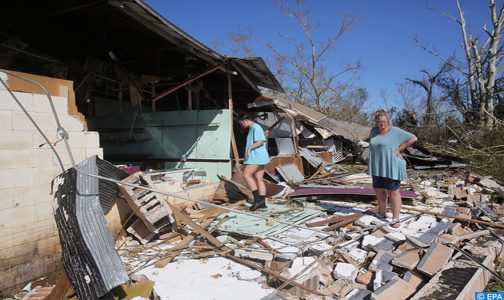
[{"xmin": 0, "ymin": 71, "xmax": 103, "ymax": 294}]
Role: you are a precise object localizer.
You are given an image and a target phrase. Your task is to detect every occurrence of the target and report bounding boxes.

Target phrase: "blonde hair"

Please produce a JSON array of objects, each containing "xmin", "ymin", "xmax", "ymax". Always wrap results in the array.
[{"xmin": 374, "ymin": 109, "xmax": 389, "ymax": 123}]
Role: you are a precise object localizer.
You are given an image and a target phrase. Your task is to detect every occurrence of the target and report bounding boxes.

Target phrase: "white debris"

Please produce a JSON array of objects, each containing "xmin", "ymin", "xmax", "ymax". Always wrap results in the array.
[{"xmin": 333, "ymin": 263, "xmax": 358, "ymax": 281}]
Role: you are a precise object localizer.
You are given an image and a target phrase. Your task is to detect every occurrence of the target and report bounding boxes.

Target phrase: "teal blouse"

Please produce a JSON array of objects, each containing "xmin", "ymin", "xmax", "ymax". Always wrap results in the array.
[
  {"xmin": 368, "ymin": 126, "xmax": 416, "ymax": 180},
  {"xmin": 244, "ymin": 123, "xmax": 270, "ymax": 165}
]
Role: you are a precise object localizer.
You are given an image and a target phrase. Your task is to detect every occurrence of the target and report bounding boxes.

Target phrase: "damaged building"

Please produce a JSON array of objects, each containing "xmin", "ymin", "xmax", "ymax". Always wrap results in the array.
[{"xmin": 0, "ymin": 1, "xmax": 503, "ymax": 299}]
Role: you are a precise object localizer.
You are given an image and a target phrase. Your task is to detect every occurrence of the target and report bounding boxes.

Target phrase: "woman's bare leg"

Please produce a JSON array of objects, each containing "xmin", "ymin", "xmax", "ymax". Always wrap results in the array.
[
  {"xmin": 243, "ymin": 164, "xmax": 260, "ymax": 191},
  {"xmin": 374, "ymin": 188, "xmax": 388, "ymax": 218},
  {"xmin": 254, "ymin": 166, "xmax": 266, "ymax": 196},
  {"xmin": 388, "ymin": 189, "xmax": 402, "ymax": 220}
]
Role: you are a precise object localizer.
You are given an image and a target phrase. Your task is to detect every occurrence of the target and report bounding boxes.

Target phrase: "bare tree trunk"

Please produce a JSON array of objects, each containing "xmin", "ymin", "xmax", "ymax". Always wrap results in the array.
[
  {"xmin": 456, "ymin": 0, "xmax": 480, "ymax": 122},
  {"xmin": 485, "ymin": 0, "xmax": 504, "ymax": 129}
]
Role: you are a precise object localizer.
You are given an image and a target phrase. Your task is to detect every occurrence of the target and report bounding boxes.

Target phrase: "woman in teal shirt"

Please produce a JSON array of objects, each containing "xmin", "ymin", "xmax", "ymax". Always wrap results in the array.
[
  {"xmin": 238, "ymin": 115, "xmax": 270, "ymax": 211},
  {"xmin": 368, "ymin": 109, "xmax": 417, "ymax": 226}
]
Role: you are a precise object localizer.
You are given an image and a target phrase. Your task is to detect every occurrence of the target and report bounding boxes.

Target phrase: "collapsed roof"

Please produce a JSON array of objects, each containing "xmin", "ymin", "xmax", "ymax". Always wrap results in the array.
[{"xmin": 0, "ymin": 0, "xmax": 282, "ymax": 113}]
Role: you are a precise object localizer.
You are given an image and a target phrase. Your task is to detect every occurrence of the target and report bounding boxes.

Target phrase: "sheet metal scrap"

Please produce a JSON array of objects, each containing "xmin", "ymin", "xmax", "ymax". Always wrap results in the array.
[{"xmin": 52, "ymin": 156, "xmax": 129, "ymax": 299}]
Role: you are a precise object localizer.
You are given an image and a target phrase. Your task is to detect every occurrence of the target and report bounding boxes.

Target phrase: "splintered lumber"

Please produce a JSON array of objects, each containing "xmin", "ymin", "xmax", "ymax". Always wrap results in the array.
[
  {"xmin": 402, "ymin": 207, "xmax": 504, "ymax": 229},
  {"xmin": 46, "ymin": 273, "xmax": 72, "ymax": 300},
  {"xmin": 322, "ymin": 214, "xmax": 363, "ymax": 231},
  {"xmin": 167, "ymin": 202, "xmax": 227, "ymax": 250},
  {"xmin": 156, "ymin": 202, "xmax": 244, "ymax": 267},
  {"xmin": 306, "ymin": 213, "xmax": 362, "ymax": 228},
  {"xmin": 155, "ymin": 218, "xmax": 216, "ymax": 268},
  {"xmin": 221, "ymin": 253, "xmax": 325, "ymax": 296}
]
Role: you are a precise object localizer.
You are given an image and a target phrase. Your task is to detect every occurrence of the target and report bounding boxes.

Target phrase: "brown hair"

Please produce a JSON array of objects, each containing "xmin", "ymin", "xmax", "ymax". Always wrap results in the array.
[{"xmin": 374, "ymin": 109, "xmax": 389, "ymax": 123}]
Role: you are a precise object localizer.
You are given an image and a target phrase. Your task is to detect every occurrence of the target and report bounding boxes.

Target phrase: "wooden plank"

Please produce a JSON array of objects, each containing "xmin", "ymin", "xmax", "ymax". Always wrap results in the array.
[
  {"xmin": 306, "ymin": 213, "xmax": 361, "ymax": 228},
  {"xmin": 402, "ymin": 206, "xmax": 504, "ymax": 229},
  {"xmin": 221, "ymin": 253, "xmax": 325, "ymax": 296},
  {"xmin": 45, "ymin": 272, "xmax": 72, "ymax": 300},
  {"xmin": 322, "ymin": 214, "xmax": 363, "ymax": 232},
  {"xmin": 167, "ymin": 202, "xmax": 227, "ymax": 250}
]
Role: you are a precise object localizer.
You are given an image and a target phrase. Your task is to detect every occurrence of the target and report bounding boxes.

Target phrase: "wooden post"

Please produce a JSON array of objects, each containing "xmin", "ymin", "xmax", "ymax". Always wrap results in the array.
[{"xmin": 228, "ymin": 68, "xmax": 241, "ymax": 170}]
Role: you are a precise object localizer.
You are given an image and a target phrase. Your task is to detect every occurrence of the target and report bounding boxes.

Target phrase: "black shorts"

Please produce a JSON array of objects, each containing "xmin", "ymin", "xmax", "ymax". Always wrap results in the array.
[{"xmin": 372, "ymin": 176, "xmax": 400, "ymax": 190}]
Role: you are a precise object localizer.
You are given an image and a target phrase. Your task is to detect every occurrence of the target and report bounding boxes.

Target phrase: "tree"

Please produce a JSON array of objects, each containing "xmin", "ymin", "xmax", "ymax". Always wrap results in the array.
[
  {"xmin": 424, "ymin": 0, "xmax": 504, "ymax": 129},
  {"xmin": 229, "ymin": 0, "xmax": 366, "ymax": 118},
  {"xmin": 457, "ymin": 0, "xmax": 504, "ymax": 129},
  {"xmin": 406, "ymin": 61, "xmax": 452, "ymax": 127}
]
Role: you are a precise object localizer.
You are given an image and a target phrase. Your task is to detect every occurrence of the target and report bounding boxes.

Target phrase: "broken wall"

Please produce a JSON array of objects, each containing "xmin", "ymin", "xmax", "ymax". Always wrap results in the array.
[{"xmin": 0, "ymin": 71, "xmax": 103, "ymax": 294}]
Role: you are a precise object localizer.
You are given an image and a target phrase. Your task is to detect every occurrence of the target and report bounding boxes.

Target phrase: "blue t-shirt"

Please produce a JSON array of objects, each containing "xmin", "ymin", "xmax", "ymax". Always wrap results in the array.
[
  {"xmin": 244, "ymin": 123, "xmax": 270, "ymax": 165},
  {"xmin": 367, "ymin": 126, "xmax": 416, "ymax": 181}
]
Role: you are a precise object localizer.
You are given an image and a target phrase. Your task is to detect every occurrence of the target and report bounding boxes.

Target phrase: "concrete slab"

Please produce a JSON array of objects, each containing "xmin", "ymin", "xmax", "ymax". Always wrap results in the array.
[
  {"xmin": 370, "ymin": 277, "xmax": 415, "ymax": 300},
  {"xmin": 417, "ymin": 243, "xmax": 454, "ymax": 277},
  {"xmin": 391, "ymin": 249, "xmax": 421, "ymax": 270}
]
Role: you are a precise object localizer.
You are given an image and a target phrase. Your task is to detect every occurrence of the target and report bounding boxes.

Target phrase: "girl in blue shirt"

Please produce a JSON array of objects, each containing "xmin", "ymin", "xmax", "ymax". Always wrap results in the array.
[
  {"xmin": 368, "ymin": 109, "xmax": 417, "ymax": 226},
  {"xmin": 238, "ymin": 114, "xmax": 270, "ymax": 211}
]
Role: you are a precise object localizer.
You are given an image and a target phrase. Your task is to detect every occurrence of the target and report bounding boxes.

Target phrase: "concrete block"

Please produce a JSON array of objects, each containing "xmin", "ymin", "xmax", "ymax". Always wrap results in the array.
[
  {"xmin": 0, "ymin": 252, "xmax": 60, "ymax": 294},
  {"xmin": 0, "ymin": 72, "xmax": 6, "ymax": 91},
  {"xmin": 417, "ymin": 242, "xmax": 453, "ymax": 276},
  {"xmin": 373, "ymin": 270, "xmax": 397, "ymax": 290},
  {"xmin": 34, "ymin": 200, "xmax": 53, "ymax": 222},
  {"xmin": 85, "ymin": 131, "xmax": 100, "ymax": 148},
  {"xmin": 0, "ymin": 219, "xmax": 55, "ymax": 248},
  {"xmin": 234, "ymin": 248, "xmax": 273, "ymax": 262},
  {"xmin": 328, "ymin": 279, "xmax": 355, "ymax": 298},
  {"xmin": 370, "ymin": 277, "xmax": 415, "ymax": 300},
  {"xmin": 369, "ymin": 250, "xmax": 394, "ymax": 272},
  {"xmin": 356, "ymin": 270, "xmax": 374, "ymax": 288},
  {"xmin": 36, "ymin": 235, "xmax": 60, "ymax": 257},
  {"xmin": 410, "ymin": 248, "xmax": 495, "ymax": 300},
  {"xmin": 0, "ymin": 168, "xmax": 34, "ymax": 189},
  {"xmin": 14, "ymin": 185, "xmax": 51, "ymax": 207},
  {"xmin": 85, "ymin": 147, "xmax": 104, "ymax": 159},
  {"xmin": 362, "ymin": 235, "xmax": 385, "ymax": 250},
  {"xmin": 33, "ymin": 166, "xmax": 63, "ymax": 186},
  {"xmin": 12, "ymin": 111, "xmax": 54, "ymax": 131},
  {"xmin": 385, "ymin": 231, "xmax": 406, "ymax": 242},
  {"xmin": 347, "ymin": 248, "xmax": 368, "ymax": 264},
  {"xmin": 0, "ymin": 90, "xmax": 34, "ymax": 111},
  {"xmin": 346, "ymin": 288, "xmax": 372, "ymax": 300},
  {"xmin": 391, "ymin": 249, "xmax": 421, "ymax": 270},
  {"xmin": 0, "ymin": 242, "xmax": 37, "ymax": 269},
  {"xmin": 0, "ymin": 130, "xmax": 33, "ymax": 149},
  {"xmin": 333, "ymin": 263, "xmax": 358, "ymax": 281},
  {"xmin": 0, "ymin": 206, "xmax": 35, "ymax": 228},
  {"xmin": 59, "ymin": 115, "xmax": 85, "ymax": 131},
  {"xmin": 0, "ymin": 149, "xmax": 53, "ymax": 169},
  {"xmin": 403, "ymin": 270, "xmax": 425, "ymax": 290},
  {"xmin": 33, "ymin": 94, "xmax": 68, "ymax": 114},
  {"xmin": 0, "ymin": 187, "xmax": 15, "ymax": 210},
  {"xmin": 0, "ymin": 110, "xmax": 12, "ymax": 130},
  {"xmin": 52, "ymin": 147, "xmax": 86, "ymax": 167}
]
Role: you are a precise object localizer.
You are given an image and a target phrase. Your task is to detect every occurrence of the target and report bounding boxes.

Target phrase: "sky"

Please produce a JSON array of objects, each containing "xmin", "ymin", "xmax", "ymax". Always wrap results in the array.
[{"xmin": 145, "ymin": 0, "xmax": 493, "ymax": 112}]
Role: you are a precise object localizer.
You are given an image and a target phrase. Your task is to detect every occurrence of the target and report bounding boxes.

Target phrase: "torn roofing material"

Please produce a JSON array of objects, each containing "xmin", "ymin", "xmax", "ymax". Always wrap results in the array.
[
  {"xmin": 251, "ymin": 87, "xmax": 371, "ymax": 142},
  {"xmin": 53, "ymin": 156, "xmax": 128, "ymax": 299}
]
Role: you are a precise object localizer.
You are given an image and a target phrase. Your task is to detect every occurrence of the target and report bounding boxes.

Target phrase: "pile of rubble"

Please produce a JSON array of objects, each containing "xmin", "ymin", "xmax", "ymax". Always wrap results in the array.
[
  {"xmin": 16, "ymin": 157, "xmax": 504, "ymax": 300},
  {"xmin": 112, "ymin": 166, "xmax": 504, "ymax": 299}
]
